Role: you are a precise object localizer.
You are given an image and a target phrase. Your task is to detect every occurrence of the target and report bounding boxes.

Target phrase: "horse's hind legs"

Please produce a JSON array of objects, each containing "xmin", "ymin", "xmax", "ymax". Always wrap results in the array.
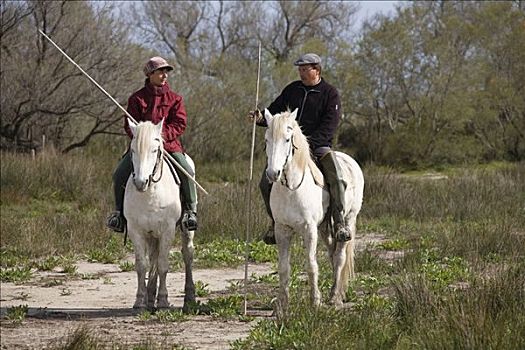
[
  {"xmin": 146, "ymin": 271, "xmax": 158, "ymax": 310},
  {"xmin": 181, "ymin": 227, "xmax": 196, "ymax": 313},
  {"xmin": 156, "ymin": 237, "xmax": 171, "ymax": 309},
  {"xmin": 303, "ymin": 224, "xmax": 321, "ymax": 307},
  {"xmin": 329, "ymin": 215, "xmax": 357, "ymax": 307},
  {"xmin": 328, "ymin": 241, "xmax": 347, "ymax": 307}
]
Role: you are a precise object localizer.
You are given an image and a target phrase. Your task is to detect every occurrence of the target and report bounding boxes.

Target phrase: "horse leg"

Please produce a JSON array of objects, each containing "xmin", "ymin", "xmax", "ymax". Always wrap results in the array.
[
  {"xmin": 275, "ymin": 223, "xmax": 292, "ymax": 318},
  {"xmin": 320, "ymin": 224, "xmax": 335, "ymax": 270},
  {"xmin": 156, "ymin": 234, "xmax": 172, "ymax": 309},
  {"xmin": 345, "ymin": 214, "xmax": 357, "ymax": 280},
  {"xmin": 133, "ymin": 234, "xmax": 148, "ymax": 309},
  {"xmin": 329, "ymin": 214, "xmax": 357, "ymax": 306},
  {"xmin": 329, "ymin": 241, "xmax": 347, "ymax": 307},
  {"xmin": 303, "ymin": 223, "xmax": 321, "ymax": 307},
  {"xmin": 181, "ymin": 227, "xmax": 196, "ymax": 313},
  {"xmin": 320, "ymin": 224, "xmax": 344, "ymax": 306},
  {"xmin": 146, "ymin": 236, "xmax": 159, "ymax": 310}
]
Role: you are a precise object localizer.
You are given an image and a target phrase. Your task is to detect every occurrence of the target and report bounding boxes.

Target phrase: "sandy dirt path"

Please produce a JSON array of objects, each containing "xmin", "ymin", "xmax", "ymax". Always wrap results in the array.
[
  {"xmin": 1, "ymin": 234, "xmax": 388, "ymax": 349},
  {"xmin": 0, "ymin": 260, "xmax": 274, "ymax": 349}
]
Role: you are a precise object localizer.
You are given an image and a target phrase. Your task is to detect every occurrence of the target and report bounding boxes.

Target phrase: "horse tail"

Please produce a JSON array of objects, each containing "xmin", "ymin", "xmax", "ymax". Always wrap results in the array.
[{"xmin": 340, "ymin": 240, "xmax": 355, "ymax": 294}]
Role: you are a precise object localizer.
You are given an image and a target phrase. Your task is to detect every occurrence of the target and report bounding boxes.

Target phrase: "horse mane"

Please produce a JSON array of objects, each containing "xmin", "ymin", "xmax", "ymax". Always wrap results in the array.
[
  {"xmin": 134, "ymin": 121, "xmax": 164, "ymax": 154},
  {"xmin": 272, "ymin": 111, "xmax": 324, "ymax": 187}
]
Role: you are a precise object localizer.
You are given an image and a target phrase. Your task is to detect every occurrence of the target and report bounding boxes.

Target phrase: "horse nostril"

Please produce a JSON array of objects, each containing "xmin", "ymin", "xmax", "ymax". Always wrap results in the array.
[{"xmin": 266, "ymin": 169, "xmax": 282, "ymax": 182}]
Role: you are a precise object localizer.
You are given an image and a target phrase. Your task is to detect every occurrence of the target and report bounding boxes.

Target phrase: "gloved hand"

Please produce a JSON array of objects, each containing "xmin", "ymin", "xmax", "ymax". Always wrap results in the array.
[{"xmin": 248, "ymin": 109, "xmax": 263, "ymax": 123}]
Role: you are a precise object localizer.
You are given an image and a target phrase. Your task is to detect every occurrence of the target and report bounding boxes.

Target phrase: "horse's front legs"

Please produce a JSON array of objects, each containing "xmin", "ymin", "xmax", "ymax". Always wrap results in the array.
[
  {"xmin": 275, "ymin": 223, "xmax": 293, "ymax": 317},
  {"xmin": 303, "ymin": 223, "xmax": 321, "ymax": 306},
  {"xmin": 132, "ymin": 234, "xmax": 148, "ymax": 309},
  {"xmin": 181, "ymin": 227, "xmax": 196, "ymax": 313}
]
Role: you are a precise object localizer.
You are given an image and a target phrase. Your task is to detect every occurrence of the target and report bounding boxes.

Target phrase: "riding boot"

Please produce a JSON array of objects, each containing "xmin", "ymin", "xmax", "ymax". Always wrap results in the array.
[
  {"xmin": 318, "ymin": 151, "xmax": 351, "ymax": 242},
  {"xmin": 171, "ymin": 152, "xmax": 198, "ymax": 231},
  {"xmin": 259, "ymin": 169, "xmax": 276, "ymax": 244},
  {"xmin": 107, "ymin": 152, "xmax": 132, "ymax": 233}
]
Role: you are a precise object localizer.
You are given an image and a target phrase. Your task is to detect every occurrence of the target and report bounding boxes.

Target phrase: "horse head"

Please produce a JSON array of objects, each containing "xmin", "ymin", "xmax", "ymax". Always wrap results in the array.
[
  {"xmin": 129, "ymin": 119, "xmax": 164, "ymax": 192},
  {"xmin": 264, "ymin": 108, "xmax": 302, "ymax": 183}
]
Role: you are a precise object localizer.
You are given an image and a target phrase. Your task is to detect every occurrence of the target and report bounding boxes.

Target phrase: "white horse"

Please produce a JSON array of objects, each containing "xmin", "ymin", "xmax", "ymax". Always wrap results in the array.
[
  {"xmin": 124, "ymin": 119, "xmax": 195, "ymax": 311},
  {"xmin": 264, "ymin": 109, "xmax": 364, "ymax": 310}
]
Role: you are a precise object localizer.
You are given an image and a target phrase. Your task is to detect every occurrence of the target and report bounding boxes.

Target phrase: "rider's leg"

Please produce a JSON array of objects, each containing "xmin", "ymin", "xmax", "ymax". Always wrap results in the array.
[
  {"xmin": 259, "ymin": 169, "xmax": 275, "ymax": 245},
  {"xmin": 318, "ymin": 151, "xmax": 351, "ymax": 242},
  {"xmin": 171, "ymin": 152, "xmax": 198, "ymax": 231},
  {"xmin": 107, "ymin": 152, "xmax": 132, "ymax": 233}
]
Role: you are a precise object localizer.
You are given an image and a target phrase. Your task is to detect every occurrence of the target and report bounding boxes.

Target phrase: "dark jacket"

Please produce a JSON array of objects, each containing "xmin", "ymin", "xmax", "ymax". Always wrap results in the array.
[
  {"xmin": 257, "ymin": 78, "xmax": 341, "ymax": 151},
  {"xmin": 124, "ymin": 80, "xmax": 187, "ymax": 153}
]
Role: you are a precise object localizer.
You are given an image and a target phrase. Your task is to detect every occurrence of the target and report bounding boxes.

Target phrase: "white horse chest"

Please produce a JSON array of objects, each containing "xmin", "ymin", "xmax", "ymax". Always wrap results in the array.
[{"xmin": 270, "ymin": 183, "xmax": 327, "ymax": 227}]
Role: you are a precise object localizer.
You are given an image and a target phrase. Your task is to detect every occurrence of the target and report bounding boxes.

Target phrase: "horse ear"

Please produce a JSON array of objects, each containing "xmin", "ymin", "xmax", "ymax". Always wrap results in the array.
[
  {"xmin": 264, "ymin": 109, "xmax": 273, "ymax": 124},
  {"xmin": 289, "ymin": 108, "xmax": 298, "ymax": 120},
  {"xmin": 156, "ymin": 118, "xmax": 164, "ymax": 135},
  {"xmin": 128, "ymin": 119, "xmax": 137, "ymax": 136}
]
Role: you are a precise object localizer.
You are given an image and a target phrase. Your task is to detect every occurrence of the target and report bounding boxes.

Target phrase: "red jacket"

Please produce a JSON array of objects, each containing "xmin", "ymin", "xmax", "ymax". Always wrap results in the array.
[{"xmin": 124, "ymin": 80, "xmax": 187, "ymax": 153}]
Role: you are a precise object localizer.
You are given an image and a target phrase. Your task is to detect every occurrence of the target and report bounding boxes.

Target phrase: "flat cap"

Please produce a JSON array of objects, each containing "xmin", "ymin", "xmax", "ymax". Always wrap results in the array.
[
  {"xmin": 143, "ymin": 56, "xmax": 174, "ymax": 76},
  {"xmin": 293, "ymin": 53, "xmax": 322, "ymax": 66}
]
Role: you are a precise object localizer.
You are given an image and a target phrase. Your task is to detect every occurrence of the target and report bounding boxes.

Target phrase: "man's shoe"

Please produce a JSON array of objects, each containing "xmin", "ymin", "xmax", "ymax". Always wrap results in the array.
[
  {"xmin": 182, "ymin": 211, "xmax": 198, "ymax": 231},
  {"xmin": 262, "ymin": 225, "xmax": 276, "ymax": 245},
  {"xmin": 106, "ymin": 211, "xmax": 126, "ymax": 233},
  {"xmin": 334, "ymin": 223, "xmax": 352, "ymax": 242}
]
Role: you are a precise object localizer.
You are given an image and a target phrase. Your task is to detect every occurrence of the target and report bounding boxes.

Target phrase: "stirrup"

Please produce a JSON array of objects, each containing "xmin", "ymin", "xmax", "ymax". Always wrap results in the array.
[
  {"xmin": 334, "ymin": 223, "xmax": 352, "ymax": 242},
  {"xmin": 261, "ymin": 225, "xmax": 276, "ymax": 245},
  {"xmin": 106, "ymin": 211, "xmax": 126, "ymax": 233},
  {"xmin": 182, "ymin": 211, "xmax": 198, "ymax": 231}
]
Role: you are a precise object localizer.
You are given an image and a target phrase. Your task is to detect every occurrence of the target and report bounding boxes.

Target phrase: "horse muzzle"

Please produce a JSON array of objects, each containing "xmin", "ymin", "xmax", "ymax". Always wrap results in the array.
[
  {"xmin": 266, "ymin": 168, "xmax": 282, "ymax": 183},
  {"xmin": 133, "ymin": 177, "xmax": 150, "ymax": 192}
]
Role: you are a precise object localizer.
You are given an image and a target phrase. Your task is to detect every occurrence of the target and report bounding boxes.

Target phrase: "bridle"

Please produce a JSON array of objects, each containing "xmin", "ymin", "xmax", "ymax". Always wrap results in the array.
[
  {"xmin": 149, "ymin": 144, "xmax": 164, "ymax": 183},
  {"xmin": 279, "ymin": 133, "xmax": 305, "ymax": 191},
  {"xmin": 131, "ymin": 141, "xmax": 164, "ymax": 185}
]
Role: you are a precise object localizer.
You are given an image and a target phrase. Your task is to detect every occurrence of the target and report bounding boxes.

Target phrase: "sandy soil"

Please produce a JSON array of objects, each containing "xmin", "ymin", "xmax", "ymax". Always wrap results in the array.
[
  {"xmin": 0, "ymin": 234, "xmax": 388, "ymax": 349},
  {"xmin": 0, "ymin": 259, "xmax": 274, "ymax": 349}
]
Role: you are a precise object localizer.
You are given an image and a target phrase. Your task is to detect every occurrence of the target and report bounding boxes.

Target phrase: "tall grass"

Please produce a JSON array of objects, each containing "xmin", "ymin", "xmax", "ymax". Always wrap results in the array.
[
  {"xmin": 2, "ymin": 147, "xmax": 524, "ymax": 348},
  {"xmin": 234, "ymin": 162, "xmax": 525, "ymax": 349},
  {"xmin": 1, "ymin": 149, "xmax": 114, "ymax": 257},
  {"xmin": 0, "ymin": 148, "xmax": 269, "ymax": 257}
]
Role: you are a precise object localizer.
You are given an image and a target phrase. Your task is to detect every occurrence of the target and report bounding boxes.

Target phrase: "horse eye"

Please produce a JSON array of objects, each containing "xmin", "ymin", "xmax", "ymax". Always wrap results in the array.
[{"xmin": 285, "ymin": 138, "xmax": 291, "ymax": 143}]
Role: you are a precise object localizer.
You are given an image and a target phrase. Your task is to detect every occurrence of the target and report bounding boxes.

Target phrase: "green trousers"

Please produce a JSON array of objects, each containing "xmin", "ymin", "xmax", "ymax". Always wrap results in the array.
[{"xmin": 112, "ymin": 151, "xmax": 197, "ymax": 213}]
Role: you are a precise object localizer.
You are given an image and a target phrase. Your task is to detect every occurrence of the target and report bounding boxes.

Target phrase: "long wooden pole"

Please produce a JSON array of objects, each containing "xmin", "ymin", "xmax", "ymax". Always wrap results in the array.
[
  {"xmin": 38, "ymin": 29, "xmax": 208, "ymax": 195},
  {"xmin": 243, "ymin": 41, "xmax": 262, "ymax": 315}
]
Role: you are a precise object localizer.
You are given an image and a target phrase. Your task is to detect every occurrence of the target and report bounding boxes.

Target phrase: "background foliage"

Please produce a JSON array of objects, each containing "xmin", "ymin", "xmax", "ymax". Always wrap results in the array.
[{"xmin": 1, "ymin": 0, "xmax": 523, "ymax": 166}]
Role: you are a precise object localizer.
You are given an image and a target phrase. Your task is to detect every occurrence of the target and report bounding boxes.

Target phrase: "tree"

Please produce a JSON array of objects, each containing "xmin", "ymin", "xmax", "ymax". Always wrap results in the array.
[
  {"xmin": 0, "ymin": 0, "xmax": 145, "ymax": 153},
  {"xmin": 338, "ymin": 1, "xmax": 525, "ymax": 165},
  {"xmin": 123, "ymin": 0, "xmax": 358, "ymax": 161}
]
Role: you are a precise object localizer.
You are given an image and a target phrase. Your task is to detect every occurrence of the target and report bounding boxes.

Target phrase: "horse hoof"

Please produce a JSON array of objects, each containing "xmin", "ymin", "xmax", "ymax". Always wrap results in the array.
[
  {"xmin": 328, "ymin": 298, "xmax": 343, "ymax": 308},
  {"xmin": 133, "ymin": 304, "xmax": 146, "ymax": 311},
  {"xmin": 157, "ymin": 301, "xmax": 170, "ymax": 309}
]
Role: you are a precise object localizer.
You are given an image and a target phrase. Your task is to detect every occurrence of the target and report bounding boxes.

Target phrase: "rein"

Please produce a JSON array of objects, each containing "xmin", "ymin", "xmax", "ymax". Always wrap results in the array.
[
  {"xmin": 150, "ymin": 146, "xmax": 164, "ymax": 183},
  {"xmin": 131, "ymin": 144, "xmax": 164, "ymax": 184},
  {"xmin": 281, "ymin": 134, "xmax": 306, "ymax": 191}
]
